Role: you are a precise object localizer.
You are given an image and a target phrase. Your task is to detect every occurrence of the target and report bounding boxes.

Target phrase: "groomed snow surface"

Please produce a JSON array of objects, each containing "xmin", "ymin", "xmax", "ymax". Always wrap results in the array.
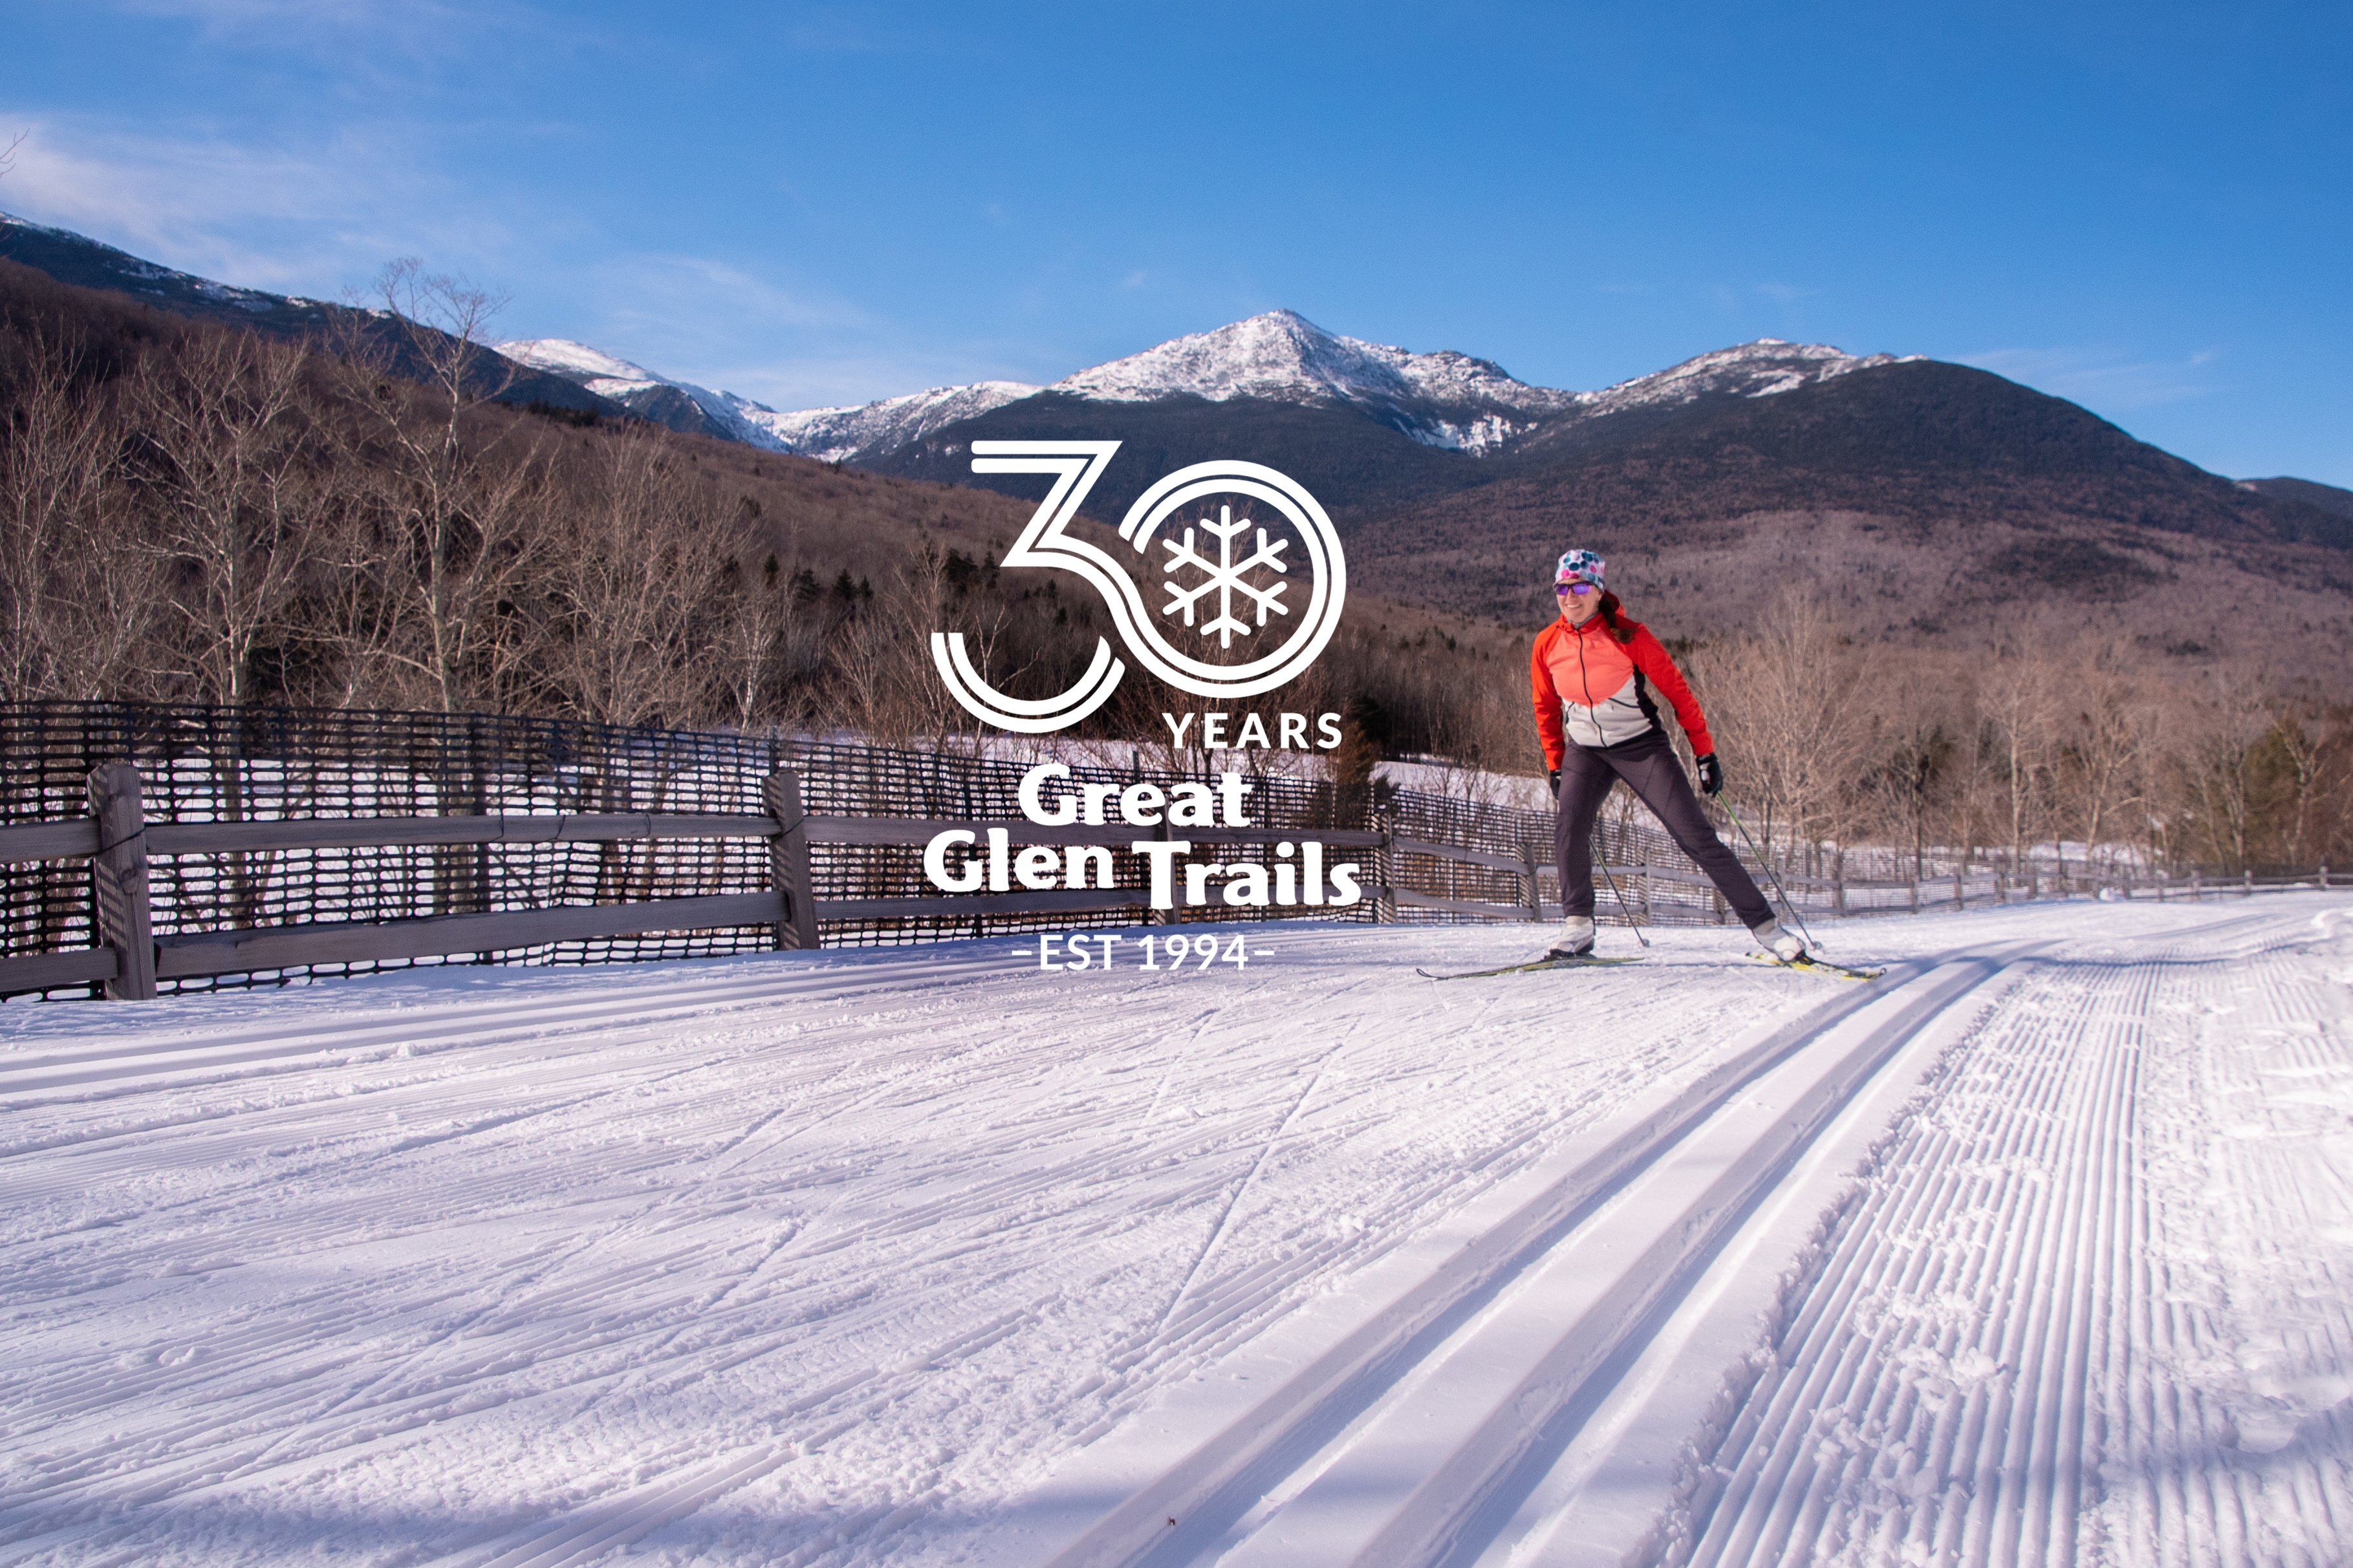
[{"xmin": 5, "ymin": 897, "xmax": 2350, "ymax": 1568}]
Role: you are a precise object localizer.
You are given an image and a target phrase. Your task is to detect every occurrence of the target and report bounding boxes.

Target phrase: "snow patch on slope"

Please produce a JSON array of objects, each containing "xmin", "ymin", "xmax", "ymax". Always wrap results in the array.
[{"xmin": 498, "ymin": 337, "xmax": 666, "ymax": 387}]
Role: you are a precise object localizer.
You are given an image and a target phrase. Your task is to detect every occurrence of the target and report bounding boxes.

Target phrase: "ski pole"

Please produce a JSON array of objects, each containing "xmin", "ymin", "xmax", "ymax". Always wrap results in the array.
[
  {"xmin": 1720, "ymin": 798, "xmax": 1818, "ymax": 950},
  {"xmin": 1590, "ymin": 828, "xmax": 1652, "ymax": 947}
]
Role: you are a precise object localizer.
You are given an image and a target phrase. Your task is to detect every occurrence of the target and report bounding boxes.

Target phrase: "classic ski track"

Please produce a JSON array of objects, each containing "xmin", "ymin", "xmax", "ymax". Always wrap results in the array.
[
  {"xmin": 0, "ymin": 947, "xmax": 1015, "ymax": 1107},
  {"xmin": 6, "ymin": 910, "xmax": 2332, "ymax": 1568},
  {"xmin": 1030, "ymin": 945, "xmax": 2040, "ymax": 1568},
  {"xmin": 1661, "ymin": 906, "xmax": 2352, "ymax": 1568},
  {"xmin": 2, "ymin": 935, "xmax": 1651, "ymax": 1568}
]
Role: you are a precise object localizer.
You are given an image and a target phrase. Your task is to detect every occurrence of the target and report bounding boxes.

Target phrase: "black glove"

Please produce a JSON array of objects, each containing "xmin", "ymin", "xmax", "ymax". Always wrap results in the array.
[
  {"xmin": 1546, "ymin": 768, "xmax": 1561, "ymax": 797},
  {"xmin": 1695, "ymin": 753, "xmax": 1723, "ymax": 796}
]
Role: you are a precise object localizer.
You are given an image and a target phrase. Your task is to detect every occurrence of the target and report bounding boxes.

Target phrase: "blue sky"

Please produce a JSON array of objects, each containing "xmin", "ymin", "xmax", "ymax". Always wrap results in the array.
[{"xmin": 4, "ymin": 1, "xmax": 2348, "ymax": 484}]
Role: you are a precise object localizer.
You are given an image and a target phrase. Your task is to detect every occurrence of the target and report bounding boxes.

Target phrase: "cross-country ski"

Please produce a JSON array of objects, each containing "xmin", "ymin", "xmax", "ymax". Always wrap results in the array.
[
  {"xmin": 1742, "ymin": 949, "xmax": 1888, "ymax": 980},
  {"xmin": 1415, "ymin": 954, "xmax": 1645, "ymax": 980}
]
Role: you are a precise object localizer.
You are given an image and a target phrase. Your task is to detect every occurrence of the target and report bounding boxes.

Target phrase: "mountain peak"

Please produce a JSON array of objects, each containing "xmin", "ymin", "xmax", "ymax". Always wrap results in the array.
[
  {"xmin": 1046, "ymin": 310, "xmax": 1572, "ymax": 452},
  {"xmin": 1576, "ymin": 339, "xmax": 1922, "ymax": 417}
]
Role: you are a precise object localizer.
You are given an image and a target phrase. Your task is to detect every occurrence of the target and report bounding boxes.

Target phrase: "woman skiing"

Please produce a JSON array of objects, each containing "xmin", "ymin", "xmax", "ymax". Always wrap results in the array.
[{"xmin": 1530, "ymin": 549, "xmax": 1803, "ymax": 963}]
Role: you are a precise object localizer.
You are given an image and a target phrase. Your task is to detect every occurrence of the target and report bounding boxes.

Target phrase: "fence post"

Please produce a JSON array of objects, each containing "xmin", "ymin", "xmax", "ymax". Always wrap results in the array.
[
  {"xmin": 763, "ymin": 769, "xmax": 820, "ymax": 951},
  {"xmin": 1909, "ymin": 876, "xmax": 1918, "ymax": 914},
  {"xmin": 2191, "ymin": 870, "xmax": 2200, "ymax": 901},
  {"xmin": 1520, "ymin": 848, "xmax": 1542, "ymax": 922},
  {"xmin": 2323, "ymin": 864, "xmax": 2331, "ymax": 890},
  {"xmin": 87, "ymin": 762, "xmax": 157, "ymax": 1000},
  {"xmin": 2244, "ymin": 869, "xmax": 2254, "ymax": 897},
  {"xmin": 1376, "ymin": 831, "xmax": 1397, "ymax": 924}
]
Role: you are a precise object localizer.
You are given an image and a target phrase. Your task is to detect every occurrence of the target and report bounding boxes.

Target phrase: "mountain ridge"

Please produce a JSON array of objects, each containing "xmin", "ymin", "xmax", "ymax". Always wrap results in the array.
[
  {"xmin": 0, "ymin": 212, "xmax": 617, "ymax": 418},
  {"xmin": 6, "ymin": 209, "xmax": 2347, "ymax": 599}
]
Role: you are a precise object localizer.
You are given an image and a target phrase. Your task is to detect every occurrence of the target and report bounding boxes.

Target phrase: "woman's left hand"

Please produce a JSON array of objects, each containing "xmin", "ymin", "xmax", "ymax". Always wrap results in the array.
[{"xmin": 1695, "ymin": 753, "xmax": 1723, "ymax": 795}]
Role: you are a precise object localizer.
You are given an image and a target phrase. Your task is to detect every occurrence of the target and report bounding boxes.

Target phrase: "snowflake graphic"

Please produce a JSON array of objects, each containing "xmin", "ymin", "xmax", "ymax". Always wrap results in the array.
[{"xmin": 1160, "ymin": 506, "xmax": 1291, "ymax": 649}]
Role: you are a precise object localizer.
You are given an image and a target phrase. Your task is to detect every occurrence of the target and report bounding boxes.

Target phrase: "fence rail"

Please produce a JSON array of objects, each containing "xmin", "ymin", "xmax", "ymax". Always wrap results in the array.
[{"xmin": 0, "ymin": 739, "xmax": 1546, "ymax": 1000}]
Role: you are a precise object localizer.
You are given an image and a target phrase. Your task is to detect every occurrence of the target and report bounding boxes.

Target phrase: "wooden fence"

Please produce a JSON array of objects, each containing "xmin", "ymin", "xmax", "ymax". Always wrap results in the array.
[
  {"xmin": 9, "ymin": 759, "xmax": 2341, "ymax": 1002},
  {"xmin": 2, "ymin": 762, "xmax": 1491, "ymax": 1001}
]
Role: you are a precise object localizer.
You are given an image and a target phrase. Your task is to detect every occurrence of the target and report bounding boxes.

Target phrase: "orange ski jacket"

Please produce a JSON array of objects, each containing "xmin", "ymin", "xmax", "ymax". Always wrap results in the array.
[{"xmin": 1530, "ymin": 612, "xmax": 1715, "ymax": 768}]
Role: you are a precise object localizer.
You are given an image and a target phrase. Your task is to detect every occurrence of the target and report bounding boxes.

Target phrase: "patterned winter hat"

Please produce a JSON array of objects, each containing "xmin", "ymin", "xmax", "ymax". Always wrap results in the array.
[{"xmin": 1554, "ymin": 549, "xmax": 1606, "ymax": 588}]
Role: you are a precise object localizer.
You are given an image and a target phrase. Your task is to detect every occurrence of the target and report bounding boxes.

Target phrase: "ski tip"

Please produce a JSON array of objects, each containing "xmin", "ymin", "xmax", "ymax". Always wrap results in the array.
[{"xmin": 1745, "ymin": 950, "xmax": 1885, "ymax": 980}]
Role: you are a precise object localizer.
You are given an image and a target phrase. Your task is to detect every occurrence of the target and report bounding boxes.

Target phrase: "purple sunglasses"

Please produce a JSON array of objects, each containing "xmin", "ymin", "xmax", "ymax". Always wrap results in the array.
[{"xmin": 1554, "ymin": 580, "xmax": 1599, "ymax": 596}]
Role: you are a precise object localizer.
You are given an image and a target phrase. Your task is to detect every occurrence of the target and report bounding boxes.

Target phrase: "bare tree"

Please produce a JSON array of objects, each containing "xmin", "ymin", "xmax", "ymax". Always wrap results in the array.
[
  {"xmin": 1695, "ymin": 586, "xmax": 1868, "ymax": 875},
  {"xmin": 2171, "ymin": 675, "xmax": 2272, "ymax": 872},
  {"xmin": 539, "ymin": 433, "xmax": 721, "ymax": 731},
  {"xmin": 2054, "ymin": 634, "xmax": 2154, "ymax": 876},
  {"xmin": 300, "ymin": 487, "xmax": 424, "ymax": 709},
  {"xmin": 1979, "ymin": 639, "xmax": 2057, "ymax": 875},
  {"xmin": 0, "ymin": 332, "xmax": 161, "ymax": 700},
  {"xmin": 710, "ymin": 548, "xmax": 817, "ymax": 734},
  {"xmin": 1865, "ymin": 712, "xmax": 1955, "ymax": 879},
  {"xmin": 136, "ymin": 331, "xmax": 317, "ymax": 704},
  {"xmin": 330, "ymin": 259, "xmax": 543, "ymax": 712},
  {"xmin": 2253, "ymin": 696, "xmax": 2329, "ymax": 866}
]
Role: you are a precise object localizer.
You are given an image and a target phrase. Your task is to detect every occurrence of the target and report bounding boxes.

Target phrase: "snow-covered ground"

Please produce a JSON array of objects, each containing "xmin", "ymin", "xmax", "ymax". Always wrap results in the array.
[{"xmin": 4, "ymin": 896, "xmax": 2350, "ymax": 1567}]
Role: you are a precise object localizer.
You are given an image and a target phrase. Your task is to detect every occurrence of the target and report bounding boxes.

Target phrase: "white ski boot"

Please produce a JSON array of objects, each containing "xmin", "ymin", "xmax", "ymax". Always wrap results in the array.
[
  {"xmin": 1750, "ymin": 920, "xmax": 1806, "ymax": 964},
  {"xmin": 1544, "ymin": 915, "xmax": 1596, "ymax": 961}
]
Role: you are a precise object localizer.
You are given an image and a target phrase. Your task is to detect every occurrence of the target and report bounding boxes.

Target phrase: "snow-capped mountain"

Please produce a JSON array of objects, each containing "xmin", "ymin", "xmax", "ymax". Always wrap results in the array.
[
  {"xmin": 496, "ymin": 339, "xmax": 797, "ymax": 450},
  {"xmin": 1042, "ymin": 309, "xmax": 1576, "ymax": 453},
  {"xmin": 496, "ymin": 338, "xmax": 1040, "ymax": 462},
  {"xmin": 746, "ymin": 381, "xmax": 1041, "ymax": 465},
  {"xmin": 502, "ymin": 313, "xmax": 1916, "ymax": 469},
  {"xmin": 1568, "ymin": 339, "xmax": 1919, "ymax": 419}
]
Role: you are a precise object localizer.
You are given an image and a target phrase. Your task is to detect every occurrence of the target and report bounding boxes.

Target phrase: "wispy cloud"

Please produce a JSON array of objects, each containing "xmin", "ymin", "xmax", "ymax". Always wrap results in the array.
[
  {"xmin": 587, "ymin": 252, "xmax": 873, "ymax": 338},
  {"xmin": 0, "ymin": 109, "xmax": 1023, "ymax": 414},
  {"xmin": 1960, "ymin": 345, "xmax": 2224, "ymax": 410},
  {"xmin": 0, "ymin": 116, "xmax": 446, "ymax": 290},
  {"xmin": 569, "ymin": 252, "xmax": 949, "ymax": 408}
]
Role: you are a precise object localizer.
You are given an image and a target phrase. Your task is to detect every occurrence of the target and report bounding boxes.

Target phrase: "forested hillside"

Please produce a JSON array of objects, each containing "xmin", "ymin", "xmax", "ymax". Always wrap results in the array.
[
  {"xmin": 0, "ymin": 259, "xmax": 1515, "ymax": 762},
  {"xmin": 1, "ymin": 257, "xmax": 2347, "ymax": 874}
]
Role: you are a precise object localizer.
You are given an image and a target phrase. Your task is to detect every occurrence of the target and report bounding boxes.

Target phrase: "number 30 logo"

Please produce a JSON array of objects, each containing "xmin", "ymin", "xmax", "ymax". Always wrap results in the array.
[{"xmin": 931, "ymin": 441, "xmax": 1349, "ymax": 733}]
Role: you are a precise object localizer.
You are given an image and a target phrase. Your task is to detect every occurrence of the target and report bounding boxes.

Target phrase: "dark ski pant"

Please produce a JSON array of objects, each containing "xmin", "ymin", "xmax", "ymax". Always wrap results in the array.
[{"xmin": 1554, "ymin": 730, "xmax": 1774, "ymax": 931}]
